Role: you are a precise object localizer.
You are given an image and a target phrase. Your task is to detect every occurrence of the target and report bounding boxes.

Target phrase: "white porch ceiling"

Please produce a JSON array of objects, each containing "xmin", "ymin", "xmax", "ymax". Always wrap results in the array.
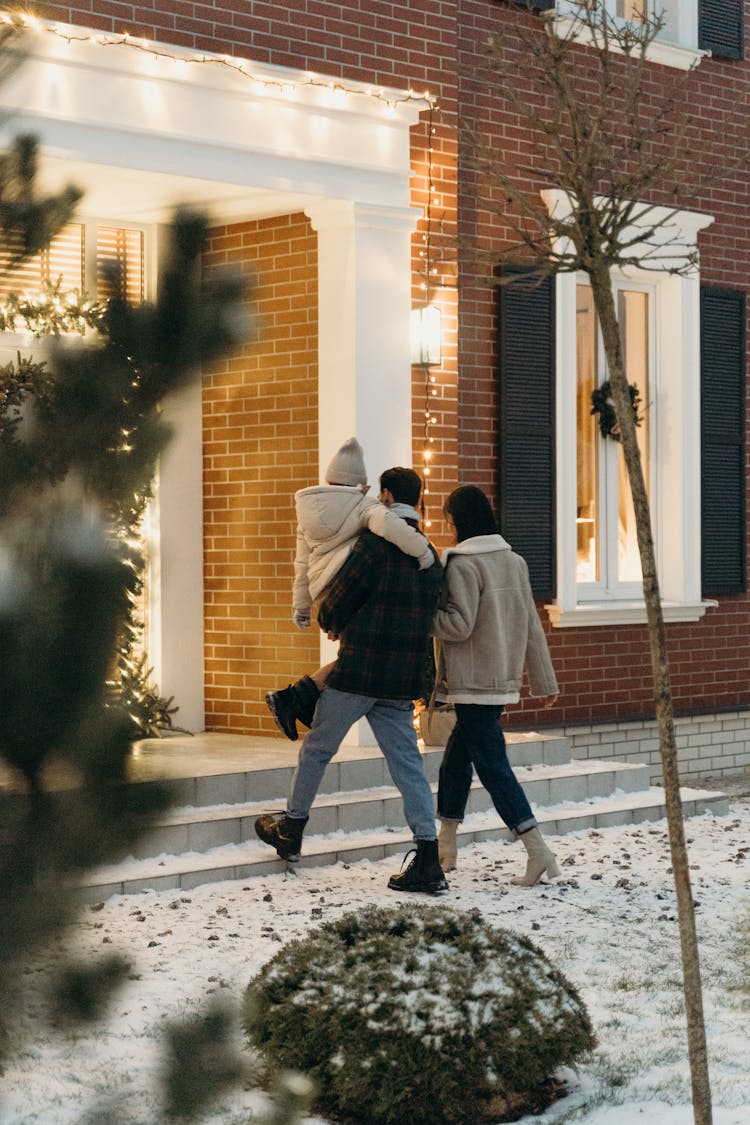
[{"xmin": 36, "ymin": 155, "xmax": 313, "ymax": 226}]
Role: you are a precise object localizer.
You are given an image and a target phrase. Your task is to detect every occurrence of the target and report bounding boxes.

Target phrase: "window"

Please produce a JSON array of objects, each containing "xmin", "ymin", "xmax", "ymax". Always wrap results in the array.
[
  {"xmin": 575, "ymin": 281, "xmax": 652, "ymax": 597},
  {"xmin": 552, "ymin": 1, "xmax": 705, "ymax": 70},
  {"xmin": 0, "ymin": 220, "xmax": 146, "ymax": 321},
  {"xmin": 496, "ymin": 197, "xmax": 723, "ymax": 626},
  {"xmin": 0, "ymin": 224, "xmax": 84, "ymax": 300},
  {"xmin": 96, "ymin": 226, "xmax": 145, "ymax": 305},
  {"xmin": 550, "ymin": 201, "xmax": 716, "ymax": 625},
  {"xmin": 615, "ymin": 1, "xmax": 646, "ymax": 21},
  {"xmin": 513, "ymin": 1, "xmax": 743, "ymax": 65}
]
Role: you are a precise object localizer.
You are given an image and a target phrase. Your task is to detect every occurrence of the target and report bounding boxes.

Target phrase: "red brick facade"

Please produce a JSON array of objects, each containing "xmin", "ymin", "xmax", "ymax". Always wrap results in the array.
[
  {"xmin": 456, "ymin": 2, "xmax": 750, "ymax": 730},
  {"xmin": 36, "ymin": 1, "xmax": 749, "ymax": 735}
]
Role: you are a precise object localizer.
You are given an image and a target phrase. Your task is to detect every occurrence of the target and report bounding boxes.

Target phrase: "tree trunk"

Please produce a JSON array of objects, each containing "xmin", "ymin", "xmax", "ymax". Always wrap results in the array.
[{"xmin": 589, "ymin": 268, "xmax": 713, "ymax": 1125}]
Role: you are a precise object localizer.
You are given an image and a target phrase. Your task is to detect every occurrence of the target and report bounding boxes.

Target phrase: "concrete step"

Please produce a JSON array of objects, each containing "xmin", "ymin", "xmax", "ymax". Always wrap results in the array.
[
  {"xmin": 75, "ymin": 784, "xmax": 729, "ymax": 903},
  {"xmin": 145, "ymin": 732, "xmax": 573, "ymax": 808},
  {"xmin": 126, "ymin": 758, "xmax": 651, "ymax": 860}
]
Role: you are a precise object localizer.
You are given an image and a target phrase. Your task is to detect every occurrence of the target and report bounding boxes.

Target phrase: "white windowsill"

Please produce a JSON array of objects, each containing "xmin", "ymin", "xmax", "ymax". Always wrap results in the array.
[
  {"xmin": 545, "ymin": 599, "xmax": 719, "ymax": 628},
  {"xmin": 548, "ymin": 15, "xmax": 708, "ymax": 72}
]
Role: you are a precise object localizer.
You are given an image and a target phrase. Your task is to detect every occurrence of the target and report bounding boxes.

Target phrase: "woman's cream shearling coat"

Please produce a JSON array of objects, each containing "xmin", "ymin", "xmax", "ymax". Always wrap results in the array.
[
  {"xmin": 432, "ymin": 534, "xmax": 558, "ymax": 705},
  {"xmin": 293, "ymin": 485, "xmax": 429, "ymax": 615}
]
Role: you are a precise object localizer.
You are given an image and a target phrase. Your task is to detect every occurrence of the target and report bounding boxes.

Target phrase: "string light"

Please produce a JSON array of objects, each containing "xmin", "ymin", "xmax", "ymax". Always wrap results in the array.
[
  {"xmin": 2, "ymin": 10, "xmax": 436, "ymax": 112},
  {"xmin": 412, "ymin": 103, "xmax": 442, "ymax": 530}
]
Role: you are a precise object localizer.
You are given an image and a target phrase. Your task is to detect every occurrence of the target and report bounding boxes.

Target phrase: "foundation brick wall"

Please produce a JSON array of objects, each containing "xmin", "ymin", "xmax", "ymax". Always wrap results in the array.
[
  {"xmin": 555, "ymin": 711, "xmax": 750, "ymax": 786},
  {"xmin": 202, "ymin": 214, "xmax": 321, "ymax": 734}
]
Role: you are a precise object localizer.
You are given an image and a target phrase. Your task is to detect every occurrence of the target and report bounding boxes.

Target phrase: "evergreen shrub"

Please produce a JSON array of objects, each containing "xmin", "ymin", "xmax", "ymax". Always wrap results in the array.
[{"xmin": 244, "ymin": 903, "xmax": 595, "ymax": 1124}]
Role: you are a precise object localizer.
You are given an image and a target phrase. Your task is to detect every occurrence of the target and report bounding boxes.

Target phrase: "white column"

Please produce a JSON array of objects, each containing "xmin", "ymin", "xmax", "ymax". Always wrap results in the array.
[
  {"xmin": 306, "ymin": 199, "xmax": 420, "ymax": 745},
  {"xmin": 146, "ymin": 378, "xmax": 206, "ymax": 732},
  {"xmin": 306, "ymin": 200, "xmax": 419, "ymax": 481}
]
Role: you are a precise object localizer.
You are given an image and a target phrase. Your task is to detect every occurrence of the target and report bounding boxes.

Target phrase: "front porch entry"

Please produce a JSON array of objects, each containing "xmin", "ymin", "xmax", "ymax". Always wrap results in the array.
[{"xmin": 0, "ymin": 17, "xmax": 431, "ymax": 741}]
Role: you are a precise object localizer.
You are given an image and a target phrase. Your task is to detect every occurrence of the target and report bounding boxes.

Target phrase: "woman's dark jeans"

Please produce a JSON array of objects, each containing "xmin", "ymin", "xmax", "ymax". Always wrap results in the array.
[{"xmin": 437, "ymin": 703, "xmax": 537, "ymax": 835}]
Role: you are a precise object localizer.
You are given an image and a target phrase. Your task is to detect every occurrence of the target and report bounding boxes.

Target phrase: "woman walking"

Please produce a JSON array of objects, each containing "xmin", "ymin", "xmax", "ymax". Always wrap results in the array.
[{"xmin": 432, "ymin": 485, "xmax": 560, "ymax": 885}]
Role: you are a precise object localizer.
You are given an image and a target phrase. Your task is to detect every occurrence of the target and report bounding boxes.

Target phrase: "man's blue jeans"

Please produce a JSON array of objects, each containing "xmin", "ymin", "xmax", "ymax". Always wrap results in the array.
[
  {"xmin": 288, "ymin": 687, "xmax": 437, "ymax": 841},
  {"xmin": 436, "ymin": 703, "xmax": 536, "ymax": 835}
]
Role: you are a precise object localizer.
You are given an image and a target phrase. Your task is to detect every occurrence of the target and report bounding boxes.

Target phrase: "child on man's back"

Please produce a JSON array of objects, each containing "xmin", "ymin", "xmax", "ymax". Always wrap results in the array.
[{"xmin": 266, "ymin": 437, "xmax": 434, "ymax": 740}]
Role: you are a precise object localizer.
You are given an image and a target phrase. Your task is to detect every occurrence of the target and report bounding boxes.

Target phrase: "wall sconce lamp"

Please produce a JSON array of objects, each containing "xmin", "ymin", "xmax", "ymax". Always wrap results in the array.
[{"xmin": 410, "ymin": 304, "xmax": 441, "ymax": 366}]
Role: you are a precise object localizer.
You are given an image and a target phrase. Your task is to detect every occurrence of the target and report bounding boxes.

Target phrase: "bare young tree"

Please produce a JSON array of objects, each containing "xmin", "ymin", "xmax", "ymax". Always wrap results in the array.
[{"xmin": 465, "ymin": 5, "xmax": 748, "ymax": 1122}]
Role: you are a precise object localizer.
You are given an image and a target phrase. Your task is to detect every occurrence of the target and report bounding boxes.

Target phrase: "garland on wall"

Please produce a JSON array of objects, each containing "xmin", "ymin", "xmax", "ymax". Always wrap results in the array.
[
  {"xmin": 415, "ymin": 102, "xmax": 443, "ymax": 530},
  {"xmin": 0, "ymin": 283, "xmax": 103, "ymax": 336}
]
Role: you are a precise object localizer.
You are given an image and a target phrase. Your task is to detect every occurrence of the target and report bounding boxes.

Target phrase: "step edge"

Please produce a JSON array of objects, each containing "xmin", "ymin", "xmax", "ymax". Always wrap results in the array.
[{"xmin": 78, "ymin": 788, "xmax": 729, "ymax": 888}]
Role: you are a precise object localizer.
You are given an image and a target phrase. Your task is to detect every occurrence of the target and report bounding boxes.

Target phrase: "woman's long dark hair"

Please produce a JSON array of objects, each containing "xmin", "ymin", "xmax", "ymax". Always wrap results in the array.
[{"xmin": 444, "ymin": 485, "xmax": 499, "ymax": 543}]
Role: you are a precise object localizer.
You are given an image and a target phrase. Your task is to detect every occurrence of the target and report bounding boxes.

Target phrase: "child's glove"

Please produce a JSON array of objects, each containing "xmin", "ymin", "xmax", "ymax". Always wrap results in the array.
[
  {"xmin": 417, "ymin": 548, "xmax": 435, "ymax": 570},
  {"xmin": 293, "ymin": 611, "xmax": 312, "ymax": 630}
]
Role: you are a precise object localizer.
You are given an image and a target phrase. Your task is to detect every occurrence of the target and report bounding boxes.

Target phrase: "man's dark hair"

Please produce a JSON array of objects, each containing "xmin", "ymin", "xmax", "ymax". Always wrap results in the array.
[
  {"xmin": 444, "ymin": 484, "xmax": 499, "ymax": 543},
  {"xmin": 380, "ymin": 466, "xmax": 423, "ymax": 507}
]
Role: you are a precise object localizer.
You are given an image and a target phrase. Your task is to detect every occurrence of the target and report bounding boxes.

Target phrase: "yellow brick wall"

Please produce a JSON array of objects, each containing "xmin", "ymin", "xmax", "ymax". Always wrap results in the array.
[{"xmin": 202, "ymin": 213, "xmax": 321, "ymax": 734}]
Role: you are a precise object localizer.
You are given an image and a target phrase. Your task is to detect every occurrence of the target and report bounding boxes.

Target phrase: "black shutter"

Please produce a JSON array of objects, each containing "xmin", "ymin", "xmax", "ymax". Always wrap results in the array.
[
  {"xmin": 701, "ymin": 286, "xmax": 746, "ymax": 595},
  {"xmin": 504, "ymin": 0, "xmax": 555, "ymax": 11},
  {"xmin": 497, "ymin": 270, "xmax": 556, "ymax": 598},
  {"xmin": 699, "ymin": 0, "xmax": 744, "ymax": 60}
]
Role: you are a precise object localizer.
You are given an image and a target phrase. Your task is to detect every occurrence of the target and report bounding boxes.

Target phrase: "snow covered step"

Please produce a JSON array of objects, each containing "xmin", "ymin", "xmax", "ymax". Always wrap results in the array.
[
  {"xmin": 465, "ymin": 758, "xmax": 651, "ymax": 814},
  {"xmin": 75, "ymin": 784, "xmax": 729, "ymax": 903},
  {"xmin": 125, "ymin": 757, "xmax": 650, "ymax": 860},
  {"xmin": 145, "ymin": 732, "xmax": 572, "ymax": 810}
]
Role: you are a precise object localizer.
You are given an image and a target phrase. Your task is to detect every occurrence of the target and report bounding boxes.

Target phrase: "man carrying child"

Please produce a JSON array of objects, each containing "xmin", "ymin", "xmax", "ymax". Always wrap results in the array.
[{"xmin": 255, "ymin": 464, "xmax": 447, "ymax": 895}]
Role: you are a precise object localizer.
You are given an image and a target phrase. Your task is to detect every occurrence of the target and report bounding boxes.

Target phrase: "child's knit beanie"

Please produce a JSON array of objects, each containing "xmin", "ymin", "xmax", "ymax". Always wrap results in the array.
[{"xmin": 325, "ymin": 437, "xmax": 367, "ymax": 486}]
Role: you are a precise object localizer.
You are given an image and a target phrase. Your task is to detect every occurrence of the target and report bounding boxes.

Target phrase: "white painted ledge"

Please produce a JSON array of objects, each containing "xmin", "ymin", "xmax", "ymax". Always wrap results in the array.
[
  {"xmin": 548, "ymin": 16, "xmax": 707, "ymax": 71},
  {"xmin": 545, "ymin": 599, "xmax": 719, "ymax": 628}
]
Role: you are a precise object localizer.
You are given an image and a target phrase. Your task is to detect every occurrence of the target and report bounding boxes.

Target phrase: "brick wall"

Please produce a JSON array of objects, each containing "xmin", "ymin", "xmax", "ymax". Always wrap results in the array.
[
  {"xmin": 410, "ymin": 108, "xmax": 460, "ymax": 547},
  {"xmin": 37, "ymin": 2, "xmax": 458, "ymax": 92},
  {"xmin": 202, "ymin": 214, "xmax": 321, "ymax": 733},
  {"xmin": 457, "ymin": 1, "xmax": 750, "ymax": 732}
]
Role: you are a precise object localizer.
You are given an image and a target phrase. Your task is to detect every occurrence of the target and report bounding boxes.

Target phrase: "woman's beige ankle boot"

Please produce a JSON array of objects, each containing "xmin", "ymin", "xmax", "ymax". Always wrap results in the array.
[
  {"xmin": 438, "ymin": 819, "xmax": 459, "ymax": 871},
  {"xmin": 511, "ymin": 827, "xmax": 561, "ymax": 886}
]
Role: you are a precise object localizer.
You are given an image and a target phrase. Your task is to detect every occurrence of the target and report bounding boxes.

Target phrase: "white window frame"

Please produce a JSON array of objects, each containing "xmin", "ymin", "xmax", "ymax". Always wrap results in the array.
[
  {"xmin": 576, "ymin": 277, "xmax": 656, "ymax": 603},
  {"xmin": 551, "ymin": 2, "xmax": 706, "ymax": 71},
  {"xmin": 541, "ymin": 190, "xmax": 718, "ymax": 627}
]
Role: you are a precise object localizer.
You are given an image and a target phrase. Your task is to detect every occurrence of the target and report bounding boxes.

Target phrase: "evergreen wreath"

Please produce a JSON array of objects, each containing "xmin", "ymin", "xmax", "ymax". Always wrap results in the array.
[{"xmin": 590, "ymin": 379, "xmax": 642, "ymax": 442}]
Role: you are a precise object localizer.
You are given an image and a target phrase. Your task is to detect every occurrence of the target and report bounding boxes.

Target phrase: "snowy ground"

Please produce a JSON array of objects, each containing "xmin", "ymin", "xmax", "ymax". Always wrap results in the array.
[{"xmin": 1, "ymin": 788, "xmax": 749, "ymax": 1125}]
